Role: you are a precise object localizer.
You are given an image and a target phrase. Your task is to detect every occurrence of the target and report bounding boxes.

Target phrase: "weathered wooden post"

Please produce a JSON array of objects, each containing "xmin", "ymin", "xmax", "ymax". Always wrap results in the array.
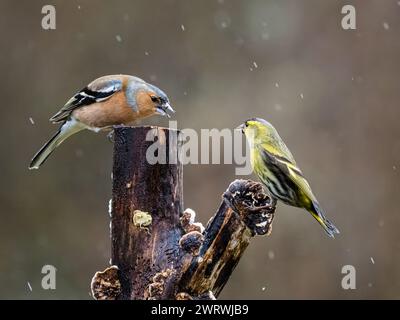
[{"xmin": 91, "ymin": 126, "xmax": 276, "ymax": 300}]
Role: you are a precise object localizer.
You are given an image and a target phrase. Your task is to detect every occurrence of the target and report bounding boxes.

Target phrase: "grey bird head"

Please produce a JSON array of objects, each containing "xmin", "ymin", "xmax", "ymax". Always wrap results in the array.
[
  {"xmin": 146, "ymin": 83, "xmax": 175, "ymax": 118},
  {"xmin": 126, "ymin": 77, "xmax": 175, "ymax": 118}
]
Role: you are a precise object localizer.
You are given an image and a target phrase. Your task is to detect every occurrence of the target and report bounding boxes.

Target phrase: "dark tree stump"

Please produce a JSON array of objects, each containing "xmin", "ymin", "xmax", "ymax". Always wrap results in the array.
[
  {"xmin": 110, "ymin": 126, "xmax": 183, "ymax": 300},
  {"xmin": 91, "ymin": 126, "xmax": 276, "ymax": 300}
]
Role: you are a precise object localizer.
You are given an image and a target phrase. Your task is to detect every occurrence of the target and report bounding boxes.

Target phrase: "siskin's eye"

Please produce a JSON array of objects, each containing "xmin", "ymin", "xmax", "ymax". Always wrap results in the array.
[{"xmin": 151, "ymin": 96, "xmax": 159, "ymax": 103}]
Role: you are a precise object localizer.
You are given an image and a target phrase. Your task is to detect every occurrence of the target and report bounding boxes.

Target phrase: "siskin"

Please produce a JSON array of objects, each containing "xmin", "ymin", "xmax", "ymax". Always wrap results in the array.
[{"xmin": 238, "ymin": 118, "xmax": 339, "ymax": 237}]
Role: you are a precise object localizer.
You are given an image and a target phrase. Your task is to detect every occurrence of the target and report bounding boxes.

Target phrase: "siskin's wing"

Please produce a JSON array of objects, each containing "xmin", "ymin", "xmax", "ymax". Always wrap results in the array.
[
  {"xmin": 260, "ymin": 147, "xmax": 317, "ymax": 205},
  {"xmin": 260, "ymin": 131, "xmax": 297, "ymax": 165}
]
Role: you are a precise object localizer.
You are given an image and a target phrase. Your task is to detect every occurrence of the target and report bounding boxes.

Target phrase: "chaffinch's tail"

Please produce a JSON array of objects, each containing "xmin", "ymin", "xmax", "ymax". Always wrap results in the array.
[{"xmin": 29, "ymin": 119, "xmax": 84, "ymax": 170}]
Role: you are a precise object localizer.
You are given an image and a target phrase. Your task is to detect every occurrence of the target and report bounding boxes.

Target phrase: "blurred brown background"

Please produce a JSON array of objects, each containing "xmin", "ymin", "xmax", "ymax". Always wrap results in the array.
[{"xmin": 1, "ymin": 0, "xmax": 399, "ymax": 299}]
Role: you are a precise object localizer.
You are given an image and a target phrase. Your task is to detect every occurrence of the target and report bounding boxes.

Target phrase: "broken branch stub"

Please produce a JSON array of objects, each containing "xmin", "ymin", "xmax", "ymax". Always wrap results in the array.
[{"xmin": 177, "ymin": 179, "xmax": 275, "ymax": 298}]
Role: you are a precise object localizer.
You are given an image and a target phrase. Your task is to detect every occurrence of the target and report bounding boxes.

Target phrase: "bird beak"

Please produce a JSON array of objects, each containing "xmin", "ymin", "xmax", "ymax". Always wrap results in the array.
[
  {"xmin": 164, "ymin": 102, "xmax": 175, "ymax": 114},
  {"xmin": 235, "ymin": 123, "xmax": 245, "ymax": 133},
  {"xmin": 156, "ymin": 102, "xmax": 175, "ymax": 118}
]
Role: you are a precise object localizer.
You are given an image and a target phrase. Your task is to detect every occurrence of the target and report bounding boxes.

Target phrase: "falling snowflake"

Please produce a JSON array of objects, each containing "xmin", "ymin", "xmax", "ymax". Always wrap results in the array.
[
  {"xmin": 214, "ymin": 11, "xmax": 231, "ymax": 30},
  {"xmin": 27, "ymin": 282, "xmax": 32, "ymax": 292},
  {"xmin": 370, "ymin": 257, "xmax": 375, "ymax": 264},
  {"xmin": 181, "ymin": 24, "xmax": 185, "ymax": 31},
  {"xmin": 275, "ymin": 83, "xmax": 279, "ymax": 88},
  {"xmin": 383, "ymin": 22, "xmax": 389, "ymax": 30},
  {"xmin": 253, "ymin": 61, "xmax": 258, "ymax": 69},
  {"xmin": 29, "ymin": 117, "xmax": 35, "ymax": 125},
  {"xmin": 300, "ymin": 93, "xmax": 304, "ymax": 99},
  {"xmin": 261, "ymin": 286, "xmax": 266, "ymax": 291},
  {"xmin": 144, "ymin": 51, "xmax": 149, "ymax": 56},
  {"xmin": 268, "ymin": 250, "xmax": 275, "ymax": 260},
  {"xmin": 115, "ymin": 35, "xmax": 122, "ymax": 42}
]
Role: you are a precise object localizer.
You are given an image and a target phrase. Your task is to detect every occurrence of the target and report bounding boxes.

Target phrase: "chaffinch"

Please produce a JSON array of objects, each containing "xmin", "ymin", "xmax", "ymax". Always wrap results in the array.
[{"xmin": 29, "ymin": 74, "xmax": 174, "ymax": 169}]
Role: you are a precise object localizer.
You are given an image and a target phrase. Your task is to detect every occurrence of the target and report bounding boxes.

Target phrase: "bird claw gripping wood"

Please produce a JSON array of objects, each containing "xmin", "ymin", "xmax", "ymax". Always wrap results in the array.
[
  {"xmin": 107, "ymin": 130, "xmax": 115, "ymax": 143},
  {"xmin": 223, "ymin": 179, "xmax": 276, "ymax": 236}
]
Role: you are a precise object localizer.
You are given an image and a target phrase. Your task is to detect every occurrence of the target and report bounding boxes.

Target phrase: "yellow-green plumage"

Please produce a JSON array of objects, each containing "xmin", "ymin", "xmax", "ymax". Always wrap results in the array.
[{"xmin": 241, "ymin": 118, "xmax": 339, "ymax": 238}]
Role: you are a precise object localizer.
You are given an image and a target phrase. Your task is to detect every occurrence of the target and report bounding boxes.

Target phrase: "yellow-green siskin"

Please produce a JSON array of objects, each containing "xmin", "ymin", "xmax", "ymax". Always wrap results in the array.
[{"xmin": 238, "ymin": 118, "xmax": 339, "ymax": 238}]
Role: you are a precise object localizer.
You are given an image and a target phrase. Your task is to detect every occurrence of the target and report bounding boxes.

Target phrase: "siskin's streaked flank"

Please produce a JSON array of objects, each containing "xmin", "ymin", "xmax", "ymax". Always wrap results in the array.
[{"xmin": 238, "ymin": 117, "xmax": 339, "ymax": 238}]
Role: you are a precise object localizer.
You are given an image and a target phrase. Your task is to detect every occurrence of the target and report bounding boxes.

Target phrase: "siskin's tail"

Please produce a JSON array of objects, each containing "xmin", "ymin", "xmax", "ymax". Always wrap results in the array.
[
  {"xmin": 29, "ymin": 119, "xmax": 84, "ymax": 170},
  {"xmin": 308, "ymin": 201, "xmax": 340, "ymax": 238}
]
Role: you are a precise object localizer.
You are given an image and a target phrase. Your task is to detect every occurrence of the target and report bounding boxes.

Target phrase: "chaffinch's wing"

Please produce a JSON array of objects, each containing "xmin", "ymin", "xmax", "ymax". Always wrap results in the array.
[{"xmin": 50, "ymin": 76, "xmax": 124, "ymax": 123}]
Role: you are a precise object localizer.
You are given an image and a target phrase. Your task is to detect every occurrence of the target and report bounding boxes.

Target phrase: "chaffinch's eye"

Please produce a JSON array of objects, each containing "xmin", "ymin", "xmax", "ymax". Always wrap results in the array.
[{"xmin": 151, "ymin": 96, "xmax": 159, "ymax": 103}]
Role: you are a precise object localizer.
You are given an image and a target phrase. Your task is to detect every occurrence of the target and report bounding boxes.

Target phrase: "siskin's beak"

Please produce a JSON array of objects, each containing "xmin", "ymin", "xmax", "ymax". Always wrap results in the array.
[
  {"xmin": 156, "ymin": 102, "xmax": 175, "ymax": 118},
  {"xmin": 235, "ymin": 123, "xmax": 245, "ymax": 133}
]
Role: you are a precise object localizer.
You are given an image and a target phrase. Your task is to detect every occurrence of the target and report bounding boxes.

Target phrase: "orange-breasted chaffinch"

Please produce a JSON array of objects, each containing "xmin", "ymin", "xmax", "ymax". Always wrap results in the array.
[{"xmin": 29, "ymin": 74, "xmax": 174, "ymax": 169}]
